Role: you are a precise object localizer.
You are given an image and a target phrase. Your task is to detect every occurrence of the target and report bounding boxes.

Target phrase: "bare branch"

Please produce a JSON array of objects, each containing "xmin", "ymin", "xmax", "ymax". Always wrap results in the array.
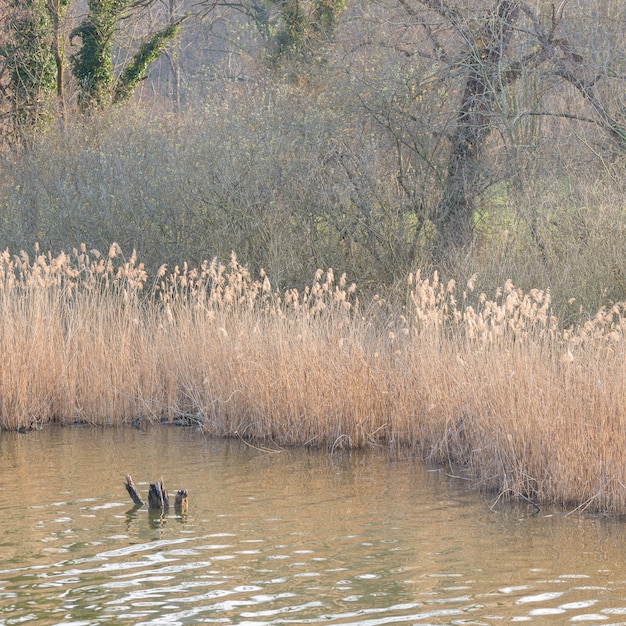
[{"xmin": 518, "ymin": 110, "xmax": 604, "ymax": 126}]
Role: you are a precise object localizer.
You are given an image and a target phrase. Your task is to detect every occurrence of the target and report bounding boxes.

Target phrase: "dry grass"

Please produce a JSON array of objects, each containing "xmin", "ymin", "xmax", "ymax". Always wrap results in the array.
[{"xmin": 2, "ymin": 244, "xmax": 626, "ymax": 514}]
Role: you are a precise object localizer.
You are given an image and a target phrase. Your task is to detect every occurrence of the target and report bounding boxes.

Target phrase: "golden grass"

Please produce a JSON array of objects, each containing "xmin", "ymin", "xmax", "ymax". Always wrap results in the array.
[{"xmin": 2, "ymin": 244, "xmax": 626, "ymax": 514}]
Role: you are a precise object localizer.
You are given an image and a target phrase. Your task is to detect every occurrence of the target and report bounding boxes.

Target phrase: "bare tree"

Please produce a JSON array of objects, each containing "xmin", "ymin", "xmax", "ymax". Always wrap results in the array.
[{"xmin": 348, "ymin": 0, "xmax": 626, "ymax": 259}]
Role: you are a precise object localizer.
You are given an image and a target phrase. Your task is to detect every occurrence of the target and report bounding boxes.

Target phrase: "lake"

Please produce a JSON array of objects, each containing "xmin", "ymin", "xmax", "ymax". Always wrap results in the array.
[{"xmin": 1, "ymin": 425, "xmax": 626, "ymax": 624}]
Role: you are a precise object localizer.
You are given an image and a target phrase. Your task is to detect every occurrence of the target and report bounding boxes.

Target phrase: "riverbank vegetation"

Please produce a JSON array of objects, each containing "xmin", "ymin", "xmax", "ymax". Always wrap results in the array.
[
  {"xmin": 1, "ymin": 244, "xmax": 625, "ymax": 514},
  {"xmin": 1, "ymin": 2, "xmax": 626, "ymax": 514}
]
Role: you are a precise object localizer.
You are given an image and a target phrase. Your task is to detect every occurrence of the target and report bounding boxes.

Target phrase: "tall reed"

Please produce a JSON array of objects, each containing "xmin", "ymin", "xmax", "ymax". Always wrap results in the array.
[{"xmin": 1, "ymin": 245, "xmax": 625, "ymax": 513}]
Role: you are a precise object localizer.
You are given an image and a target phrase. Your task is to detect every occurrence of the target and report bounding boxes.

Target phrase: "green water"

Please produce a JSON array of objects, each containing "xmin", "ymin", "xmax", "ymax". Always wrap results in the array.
[{"xmin": 1, "ymin": 426, "xmax": 626, "ymax": 624}]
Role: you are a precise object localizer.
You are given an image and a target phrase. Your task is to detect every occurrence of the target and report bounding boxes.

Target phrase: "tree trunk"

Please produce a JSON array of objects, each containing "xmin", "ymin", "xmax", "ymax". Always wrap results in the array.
[
  {"xmin": 47, "ymin": 0, "xmax": 65, "ymax": 112},
  {"xmin": 432, "ymin": 0, "xmax": 520, "ymax": 257},
  {"xmin": 168, "ymin": 0, "xmax": 181, "ymax": 110}
]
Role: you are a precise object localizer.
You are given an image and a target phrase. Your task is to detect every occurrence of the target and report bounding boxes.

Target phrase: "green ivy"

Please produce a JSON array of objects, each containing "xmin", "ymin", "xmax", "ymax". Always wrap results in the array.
[
  {"xmin": 113, "ymin": 21, "xmax": 182, "ymax": 104},
  {"xmin": 7, "ymin": 0, "xmax": 57, "ymax": 127},
  {"xmin": 70, "ymin": 0, "xmax": 129, "ymax": 109},
  {"xmin": 311, "ymin": 0, "xmax": 346, "ymax": 35},
  {"xmin": 274, "ymin": 0, "xmax": 307, "ymax": 56},
  {"xmin": 256, "ymin": 0, "xmax": 347, "ymax": 62},
  {"xmin": 70, "ymin": 0, "xmax": 181, "ymax": 110}
]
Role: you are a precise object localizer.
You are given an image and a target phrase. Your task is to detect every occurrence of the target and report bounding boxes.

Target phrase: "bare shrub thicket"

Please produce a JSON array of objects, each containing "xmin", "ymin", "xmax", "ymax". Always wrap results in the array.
[
  {"xmin": 1, "ymin": 86, "xmax": 626, "ymax": 315},
  {"xmin": 416, "ymin": 161, "xmax": 626, "ymax": 323},
  {"xmin": 0, "ymin": 77, "xmax": 417, "ymax": 288}
]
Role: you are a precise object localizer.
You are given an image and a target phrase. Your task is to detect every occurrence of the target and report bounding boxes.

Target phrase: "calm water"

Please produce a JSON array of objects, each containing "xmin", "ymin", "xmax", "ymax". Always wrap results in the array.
[{"xmin": 2, "ymin": 426, "xmax": 626, "ymax": 625}]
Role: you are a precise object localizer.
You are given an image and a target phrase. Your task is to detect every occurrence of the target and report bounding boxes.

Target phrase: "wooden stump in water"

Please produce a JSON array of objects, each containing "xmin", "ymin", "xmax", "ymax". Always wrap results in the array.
[
  {"xmin": 124, "ymin": 474, "xmax": 188, "ymax": 514},
  {"xmin": 174, "ymin": 489, "xmax": 188, "ymax": 515},
  {"xmin": 148, "ymin": 478, "xmax": 170, "ymax": 511},
  {"xmin": 124, "ymin": 474, "xmax": 144, "ymax": 507}
]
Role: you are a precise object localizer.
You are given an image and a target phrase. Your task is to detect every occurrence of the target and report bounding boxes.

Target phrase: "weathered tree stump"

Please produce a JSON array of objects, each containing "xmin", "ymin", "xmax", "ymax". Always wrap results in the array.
[
  {"xmin": 124, "ymin": 474, "xmax": 188, "ymax": 514},
  {"xmin": 148, "ymin": 478, "xmax": 170, "ymax": 511},
  {"xmin": 124, "ymin": 474, "xmax": 144, "ymax": 507},
  {"xmin": 174, "ymin": 489, "xmax": 188, "ymax": 515}
]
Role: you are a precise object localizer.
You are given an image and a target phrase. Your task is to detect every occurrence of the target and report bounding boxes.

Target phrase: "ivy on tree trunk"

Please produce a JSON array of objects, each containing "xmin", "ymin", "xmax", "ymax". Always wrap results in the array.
[
  {"xmin": 113, "ymin": 20, "xmax": 183, "ymax": 104},
  {"xmin": 7, "ymin": 0, "xmax": 57, "ymax": 130},
  {"xmin": 70, "ymin": 0, "xmax": 126, "ymax": 109},
  {"xmin": 70, "ymin": 0, "xmax": 181, "ymax": 110}
]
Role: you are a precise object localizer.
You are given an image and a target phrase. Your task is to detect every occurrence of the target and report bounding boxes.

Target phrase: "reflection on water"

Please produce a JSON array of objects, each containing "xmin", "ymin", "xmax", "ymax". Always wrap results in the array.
[{"xmin": 1, "ymin": 426, "xmax": 626, "ymax": 624}]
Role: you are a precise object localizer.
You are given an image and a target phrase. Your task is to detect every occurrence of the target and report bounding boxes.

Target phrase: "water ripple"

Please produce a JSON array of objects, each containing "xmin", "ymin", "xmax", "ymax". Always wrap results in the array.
[{"xmin": 2, "ymin": 431, "xmax": 626, "ymax": 625}]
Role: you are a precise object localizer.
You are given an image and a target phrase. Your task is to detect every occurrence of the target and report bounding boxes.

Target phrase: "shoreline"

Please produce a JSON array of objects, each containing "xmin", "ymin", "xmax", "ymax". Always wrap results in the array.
[{"xmin": 0, "ymin": 246, "xmax": 624, "ymax": 515}]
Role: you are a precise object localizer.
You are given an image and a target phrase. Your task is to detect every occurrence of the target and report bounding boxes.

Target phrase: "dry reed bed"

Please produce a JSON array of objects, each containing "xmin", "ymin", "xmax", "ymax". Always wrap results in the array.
[{"xmin": 2, "ymin": 244, "xmax": 625, "ymax": 513}]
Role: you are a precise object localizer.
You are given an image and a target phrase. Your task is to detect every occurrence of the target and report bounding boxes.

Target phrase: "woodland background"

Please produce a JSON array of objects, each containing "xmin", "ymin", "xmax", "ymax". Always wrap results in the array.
[{"xmin": 1, "ymin": 0, "xmax": 626, "ymax": 320}]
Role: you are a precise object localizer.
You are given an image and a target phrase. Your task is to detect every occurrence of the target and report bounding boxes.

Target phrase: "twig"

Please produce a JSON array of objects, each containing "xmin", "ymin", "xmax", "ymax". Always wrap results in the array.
[
  {"xmin": 517, "ymin": 492, "xmax": 541, "ymax": 513},
  {"xmin": 445, "ymin": 472, "xmax": 472, "ymax": 480},
  {"xmin": 234, "ymin": 430, "xmax": 284, "ymax": 453},
  {"xmin": 565, "ymin": 491, "xmax": 601, "ymax": 517}
]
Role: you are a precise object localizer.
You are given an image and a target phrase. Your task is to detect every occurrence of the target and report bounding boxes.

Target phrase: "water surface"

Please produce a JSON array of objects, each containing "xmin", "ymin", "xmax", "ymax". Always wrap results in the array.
[{"xmin": 1, "ymin": 426, "xmax": 626, "ymax": 624}]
